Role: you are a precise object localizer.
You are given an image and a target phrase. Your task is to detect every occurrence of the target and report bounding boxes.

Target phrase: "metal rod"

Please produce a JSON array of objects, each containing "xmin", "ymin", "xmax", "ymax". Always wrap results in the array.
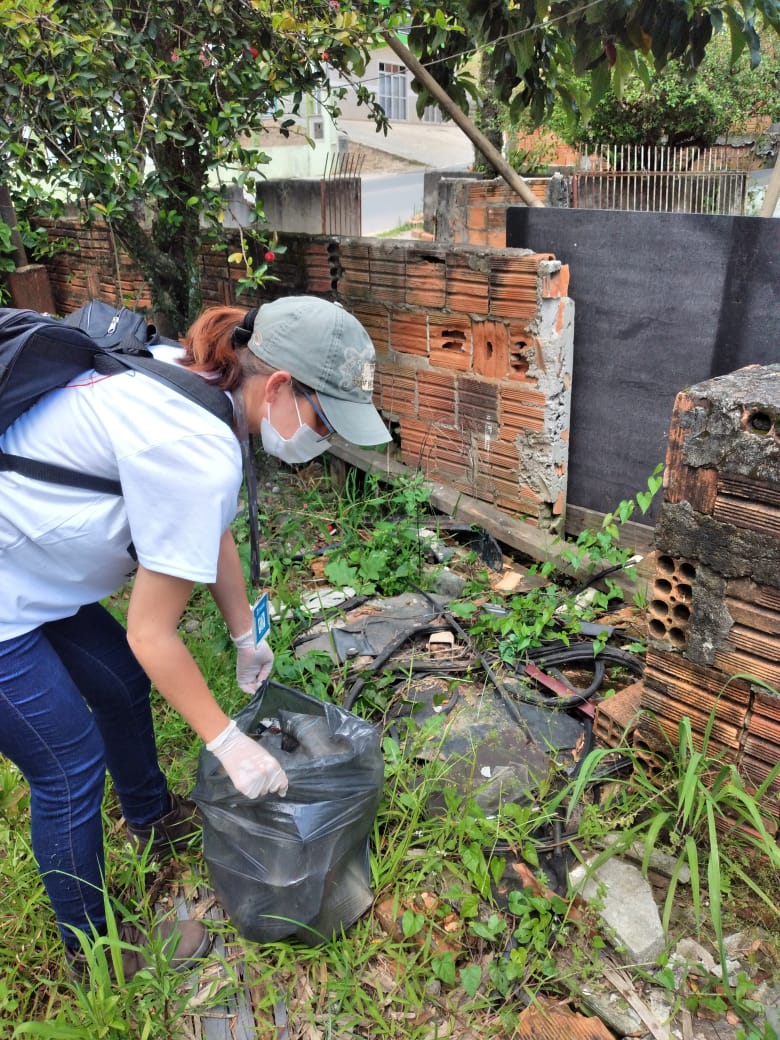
[{"xmin": 383, "ymin": 30, "xmax": 544, "ymax": 207}]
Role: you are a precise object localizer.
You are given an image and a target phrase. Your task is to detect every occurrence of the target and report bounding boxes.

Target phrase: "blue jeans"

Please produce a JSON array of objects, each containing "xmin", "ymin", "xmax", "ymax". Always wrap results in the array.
[{"xmin": 0, "ymin": 604, "xmax": 169, "ymax": 950}]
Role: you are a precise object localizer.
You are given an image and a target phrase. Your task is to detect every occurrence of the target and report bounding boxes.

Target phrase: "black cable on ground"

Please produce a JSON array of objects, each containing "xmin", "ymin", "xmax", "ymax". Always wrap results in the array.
[
  {"xmin": 441, "ymin": 609, "xmax": 531, "ymax": 728},
  {"xmin": 343, "ymin": 622, "xmax": 474, "ymax": 711},
  {"xmin": 338, "ymin": 594, "xmax": 646, "ymax": 889},
  {"xmin": 507, "ymin": 648, "xmax": 638, "ymax": 710},
  {"xmin": 523, "ymin": 642, "xmax": 644, "ymax": 679},
  {"xmin": 343, "ymin": 589, "xmax": 644, "ymax": 726},
  {"xmin": 571, "ymin": 560, "xmax": 633, "ymax": 595}
]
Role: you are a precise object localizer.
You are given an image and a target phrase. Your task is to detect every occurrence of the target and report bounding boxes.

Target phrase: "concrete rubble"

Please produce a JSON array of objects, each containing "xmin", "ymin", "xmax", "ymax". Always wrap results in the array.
[{"xmin": 569, "ymin": 856, "xmax": 666, "ymax": 964}]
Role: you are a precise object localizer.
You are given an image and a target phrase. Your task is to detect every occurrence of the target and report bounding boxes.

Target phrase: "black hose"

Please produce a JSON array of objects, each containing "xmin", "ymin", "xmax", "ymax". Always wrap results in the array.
[
  {"xmin": 571, "ymin": 560, "xmax": 630, "ymax": 595},
  {"xmin": 442, "ymin": 610, "xmax": 529, "ymax": 728},
  {"xmin": 343, "ymin": 622, "xmax": 469, "ymax": 711}
]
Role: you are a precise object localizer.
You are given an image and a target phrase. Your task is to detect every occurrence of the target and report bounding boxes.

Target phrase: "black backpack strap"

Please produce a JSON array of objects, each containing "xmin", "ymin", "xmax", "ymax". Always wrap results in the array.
[
  {"xmin": 0, "ymin": 343, "xmax": 233, "ymax": 496},
  {"xmin": 0, "ymin": 451, "xmax": 122, "ymax": 495},
  {"xmin": 93, "ymin": 353, "xmax": 235, "ymax": 427}
]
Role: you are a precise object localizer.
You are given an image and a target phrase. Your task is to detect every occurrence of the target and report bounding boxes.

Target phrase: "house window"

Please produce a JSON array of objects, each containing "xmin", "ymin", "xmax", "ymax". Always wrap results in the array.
[{"xmin": 378, "ymin": 62, "xmax": 407, "ymax": 121}]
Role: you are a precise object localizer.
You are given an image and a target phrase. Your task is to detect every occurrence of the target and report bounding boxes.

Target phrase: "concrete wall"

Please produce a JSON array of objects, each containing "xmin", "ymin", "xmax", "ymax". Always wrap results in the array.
[{"xmin": 259, "ymin": 179, "xmax": 361, "ymax": 237}]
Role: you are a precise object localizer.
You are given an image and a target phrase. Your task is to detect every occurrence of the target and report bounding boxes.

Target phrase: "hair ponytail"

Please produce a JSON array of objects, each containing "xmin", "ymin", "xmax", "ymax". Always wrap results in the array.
[{"xmin": 180, "ymin": 306, "xmax": 252, "ymax": 391}]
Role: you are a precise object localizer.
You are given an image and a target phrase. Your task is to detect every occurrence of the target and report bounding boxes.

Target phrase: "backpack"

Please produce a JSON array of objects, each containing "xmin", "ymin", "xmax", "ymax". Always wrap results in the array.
[
  {"xmin": 0, "ymin": 302, "xmax": 234, "ymax": 495},
  {"xmin": 62, "ymin": 297, "xmax": 157, "ymax": 353}
]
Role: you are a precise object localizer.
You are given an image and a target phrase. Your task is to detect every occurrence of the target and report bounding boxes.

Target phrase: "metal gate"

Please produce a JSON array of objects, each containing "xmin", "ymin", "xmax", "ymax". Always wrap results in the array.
[
  {"xmin": 322, "ymin": 151, "xmax": 364, "ymax": 237},
  {"xmin": 572, "ymin": 144, "xmax": 750, "ymax": 215}
]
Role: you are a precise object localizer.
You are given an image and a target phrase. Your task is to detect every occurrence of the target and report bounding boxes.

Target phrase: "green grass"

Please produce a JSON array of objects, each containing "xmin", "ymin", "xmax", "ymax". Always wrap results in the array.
[
  {"xmin": 3, "ymin": 463, "xmax": 778, "ymax": 1038},
  {"xmin": 374, "ymin": 210, "xmax": 424, "ymax": 239}
]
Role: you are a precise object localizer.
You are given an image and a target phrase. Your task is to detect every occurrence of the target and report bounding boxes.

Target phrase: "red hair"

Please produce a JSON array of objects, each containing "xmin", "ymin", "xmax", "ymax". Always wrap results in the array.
[{"xmin": 180, "ymin": 306, "xmax": 250, "ymax": 391}]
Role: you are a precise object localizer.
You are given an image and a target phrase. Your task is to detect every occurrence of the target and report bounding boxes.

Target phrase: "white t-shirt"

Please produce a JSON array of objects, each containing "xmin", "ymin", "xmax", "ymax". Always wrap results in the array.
[{"xmin": 0, "ymin": 346, "xmax": 242, "ymax": 640}]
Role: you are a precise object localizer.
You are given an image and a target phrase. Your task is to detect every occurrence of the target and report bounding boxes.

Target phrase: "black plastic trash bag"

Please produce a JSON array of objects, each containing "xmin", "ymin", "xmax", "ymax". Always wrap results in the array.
[{"xmin": 192, "ymin": 681, "xmax": 384, "ymax": 946}]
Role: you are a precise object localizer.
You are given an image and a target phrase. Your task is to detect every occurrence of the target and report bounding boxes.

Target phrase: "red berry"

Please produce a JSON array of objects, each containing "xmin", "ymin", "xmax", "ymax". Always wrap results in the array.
[{"xmin": 264, "ymin": 250, "xmax": 276, "ymax": 262}]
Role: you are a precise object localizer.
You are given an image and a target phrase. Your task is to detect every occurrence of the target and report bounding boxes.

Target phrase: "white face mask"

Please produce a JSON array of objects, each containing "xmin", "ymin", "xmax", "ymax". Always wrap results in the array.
[{"xmin": 260, "ymin": 394, "xmax": 330, "ymax": 465}]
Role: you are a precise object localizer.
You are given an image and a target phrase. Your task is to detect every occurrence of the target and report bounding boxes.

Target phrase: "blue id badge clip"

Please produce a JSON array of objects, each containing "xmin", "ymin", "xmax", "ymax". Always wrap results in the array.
[{"xmin": 252, "ymin": 592, "xmax": 270, "ymax": 645}]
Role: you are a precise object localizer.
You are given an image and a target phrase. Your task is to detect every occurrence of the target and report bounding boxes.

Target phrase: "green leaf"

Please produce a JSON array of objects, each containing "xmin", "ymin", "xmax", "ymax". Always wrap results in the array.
[
  {"xmin": 706, "ymin": 803, "xmax": 726, "ymax": 981},
  {"xmin": 401, "ymin": 909, "xmax": 425, "ymax": 938},
  {"xmin": 432, "ymin": 951, "xmax": 457, "ymax": 986},
  {"xmin": 357, "ymin": 549, "xmax": 389, "ymax": 582},
  {"xmin": 323, "ymin": 558, "xmax": 359, "ymax": 588},
  {"xmin": 460, "ymin": 892, "xmax": 480, "ymax": 918},
  {"xmin": 460, "ymin": 963, "xmax": 482, "ymax": 997}
]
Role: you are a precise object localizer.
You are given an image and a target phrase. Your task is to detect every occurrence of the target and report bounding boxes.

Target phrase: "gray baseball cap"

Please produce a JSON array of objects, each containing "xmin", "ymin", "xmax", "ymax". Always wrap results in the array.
[{"xmin": 248, "ymin": 296, "xmax": 391, "ymax": 446}]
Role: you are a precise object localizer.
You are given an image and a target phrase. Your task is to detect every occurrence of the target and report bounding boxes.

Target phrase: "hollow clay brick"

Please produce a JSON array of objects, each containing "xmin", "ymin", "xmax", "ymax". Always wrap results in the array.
[{"xmin": 390, "ymin": 310, "xmax": 428, "ymax": 358}]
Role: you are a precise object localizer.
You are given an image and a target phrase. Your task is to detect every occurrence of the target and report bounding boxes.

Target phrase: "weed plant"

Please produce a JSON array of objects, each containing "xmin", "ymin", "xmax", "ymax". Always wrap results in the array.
[
  {"xmin": 3, "ymin": 466, "xmax": 778, "ymax": 1038},
  {"xmin": 562, "ymin": 705, "xmax": 780, "ymax": 986}
]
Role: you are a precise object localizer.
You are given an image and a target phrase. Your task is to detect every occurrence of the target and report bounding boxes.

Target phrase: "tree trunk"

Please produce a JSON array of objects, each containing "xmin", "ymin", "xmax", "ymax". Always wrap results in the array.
[
  {"xmin": 473, "ymin": 51, "xmax": 504, "ymax": 177},
  {"xmin": 110, "ymin": 212, "xmax": 188, "ymax": 334},
  {"xmin": 0, "ymin": 184, "xmax": 29, "ymax": 267}
]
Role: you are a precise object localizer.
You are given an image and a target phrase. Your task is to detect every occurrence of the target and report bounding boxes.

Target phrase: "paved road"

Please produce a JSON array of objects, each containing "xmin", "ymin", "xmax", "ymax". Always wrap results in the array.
[{"xmin": 362, "ymin": 171, "xmax": 425, "ymax": 235}]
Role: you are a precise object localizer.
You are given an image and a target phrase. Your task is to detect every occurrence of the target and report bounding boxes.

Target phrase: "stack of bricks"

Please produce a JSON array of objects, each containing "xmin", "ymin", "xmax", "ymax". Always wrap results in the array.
[
  {"xmin": 311, "ymin": 236, "xmax": 574, "ymax": 531},
  {"xmin": 635, "ymin": 364, "xmax": 780, "ymax": 832}
]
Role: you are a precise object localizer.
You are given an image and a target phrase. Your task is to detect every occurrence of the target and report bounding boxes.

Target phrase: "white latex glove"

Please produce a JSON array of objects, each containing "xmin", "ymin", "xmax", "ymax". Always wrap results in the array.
[
  {"xmin": 206, "ymin": 720, "xmax": 288, "ymax": 799},
  {"xmin": 232, "ymin": 628, "xmax": 274, "ymax": 694}
]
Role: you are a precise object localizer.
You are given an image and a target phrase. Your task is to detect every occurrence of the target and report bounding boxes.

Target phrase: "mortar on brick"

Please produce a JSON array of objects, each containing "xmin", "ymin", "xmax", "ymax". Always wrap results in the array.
[
  {"xmin": 539, "ymin": 259, "xmax": 570, "ymax": 300},
  {"xmin": 672, "ymin": 366, "xmax": 780, "ymax": 485},
  {"xmin": 474, "ymin": 439, "xmax": 544, "ymax": 519},
  {"xmin": 508, "ymin": 342, "xmax": 531, "ymax": 379},
  {"xmin": 504, "ymin": 302, "xmax": 573, "ymax": 530},
  {"xmin": 656, "ymin": 501, "xmax": 780, "ymax": 588}
]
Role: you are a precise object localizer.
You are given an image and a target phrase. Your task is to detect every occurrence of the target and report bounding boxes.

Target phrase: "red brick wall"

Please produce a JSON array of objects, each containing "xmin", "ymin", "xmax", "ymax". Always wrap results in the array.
[
  {"xmin": 511, "ymin": 128, "xmax": 580, "ymax": 170},
  {"xmin": 451, "ymin": 178, "xmax": 549, "ymax": 249},
  {"xmin": 37, "ymin": 219, "xmax": 573, "ymax": 531},
  {"xmin": 287, "ymin": 236, "xmax": 573, "ymax": 530}
]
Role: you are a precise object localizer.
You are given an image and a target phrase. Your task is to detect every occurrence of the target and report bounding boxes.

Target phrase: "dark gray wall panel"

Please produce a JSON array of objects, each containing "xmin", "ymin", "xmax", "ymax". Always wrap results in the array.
[{"xmin": 507, "ymin": 208, "xmax": 779, "ymax": 517}]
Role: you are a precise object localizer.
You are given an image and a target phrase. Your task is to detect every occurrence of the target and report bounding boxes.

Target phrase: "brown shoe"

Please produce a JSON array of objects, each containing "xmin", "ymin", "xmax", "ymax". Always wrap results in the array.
[
  {"xmin": 126, "ymin": 791, "xmax": 201, "ymax": 860},
  {"xmin": 66, "ymin": 916, "xmax": 212, "ymax": 983}
]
